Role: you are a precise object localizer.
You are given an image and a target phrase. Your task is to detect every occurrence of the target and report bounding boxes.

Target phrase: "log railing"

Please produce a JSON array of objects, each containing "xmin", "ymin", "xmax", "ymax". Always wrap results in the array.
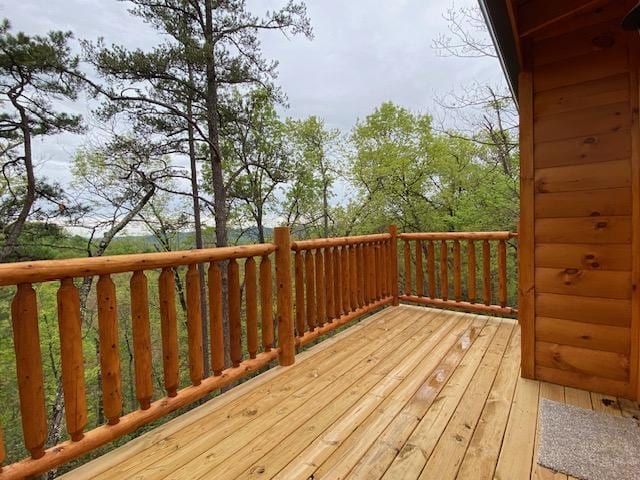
[
  {"xmin": 398, "ymin": 231, "xmax": 518, "ymax": 316},
  {"xmin": 0, "ymin": 226, "xmax": 516, "ymax": 478},
  {"xmin": 0, "ymin": 228, "xmax": 293, "ymax": 480},
  {"xmin": 290, "ymin": 229, "xmax": 396, "ymax": 347}
]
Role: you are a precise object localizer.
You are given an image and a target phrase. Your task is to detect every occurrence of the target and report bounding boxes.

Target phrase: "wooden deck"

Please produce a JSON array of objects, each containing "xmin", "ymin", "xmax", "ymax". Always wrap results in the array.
[{"xmin": 63, "ymin": 305, "xmax": 638, "ymax": 480}]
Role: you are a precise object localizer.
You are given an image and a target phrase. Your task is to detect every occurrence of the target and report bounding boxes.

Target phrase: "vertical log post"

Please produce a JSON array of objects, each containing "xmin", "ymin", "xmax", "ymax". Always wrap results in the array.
[
  {"xmin": 427, "ymin": 240, "xmax": 436, "ymax": 299},
  {"xmin": 403, "ymin": 240, "xmax": 411, "ymax": 295},
  {"xmin": 245, "ymin": 257, "xmax": 258, "ymax": 359},
  {"xmin": 415, "ymin": 240, "xmax": 424, "ymax": 297},
  {"xmin": 0, "ymin": 425, "xmax": 4, "ymax": 470},
  {"xmin": 375, "ymin": 243, "xmax": 383, "ymax": 299},
  {"xmin": 97, "ymin": 275, "xmax": 122, "ymax": 426},
  {"xmin": 186, "ymin": 264, "xmax": 204, "ymax": 385},
  {"xmin": 315, "ymin": 250, "xmax": 326, "ymax": 326},
  {"xmin": 12, "ymin": 283, "xmax": 47, "ymax": 458},
  {"xmin": 389, "ymin": 226, "xmax": 399, "ymax": 305},
  {"xmin": 342, "ymin": 245, "xmax": 350, "ymax": 313},
  {"xmin": 440, "ymin": 240, "xmax": 449, "ymax": 301},
  {"xmin": 357, "ymin": 244, "xmax": 366, "ymax": 307},
  {"xmin": 274, "ymin": 226, "xmax": 295, "ymax": 366},
  {"xmin": 453, "ymin": 240, "xmax": 461, "ymax": 302},
  {"xmin": 498, "ymin": 239, "xmax": 507, "ymax": 307},
  {"xmin": 228, "ymin": 258, "xmax": 242, "ymax": 367},
  {"xmin": 130, "ymin": 271, "xmax": 153, "ymax": 410},
  {"xmin": 325, "ymin": 248, "xmax": 335, "ymax": 322},
  {"xmin": 483, "ymin": 240, "xmax": 492, "ymax": 306},
  {"xmin": 467, "ymin": 241, "xmax": 477, "ymax": 304},
  {"xmin": 349, "ymin": 245, "xmax": 358, "ymax": 309},
  {"xmin": 333, "ymin": 246, "xmax": 342, "ymax": 317},
  {"xmin": 305, "ymin": 250, "xmax": 316, "ymax": 331},
  {"xmin": 259, "ymin": 255, "xmax": 274, "ymax": 352},
  {"xmin": 294, "ymin": 250, "xmax": 305, "ymax": 336},
  {"xmin": 363, "ymin": 244, "xmax": 370, "ymax": 305},
  {"xmin": 57, "ymin": 278, "xmax": 87, "ymax": 441},
  {"xmin": 159, "ymin": 268, "xmax": 179, "ymax": 395},
  {"xmin": 208, "ymin": 262, "xmax": 225, "ymax": 375}
]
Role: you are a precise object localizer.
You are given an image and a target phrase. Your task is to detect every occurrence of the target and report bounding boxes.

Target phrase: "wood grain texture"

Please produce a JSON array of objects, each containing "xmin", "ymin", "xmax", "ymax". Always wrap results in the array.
[
  {"xmin": 186, "ymin": 264, "xmax": 204, "ymax": 384},
  {"xmin": 12, "ymin": 284, "xmax": 47, "ymax": 458},
  {"xmin": 130, "ymin": 271, "xmax": 153, "ymax": 410},
  {"xmin": 535, "ymin": 243, "xmax": 631, "ymax": 271},
  {"xmin": 208, "ymin": 262, "xmax": 225, "ymax": 375},
  {"xmin": 97, "ymin": 275, "xmax": 122, "ymax": 426},
  {"xmin": 57, "ymin": 279, "xmax": 87, "ymax": 441},
  {"xmin": 159, "ymin": 268, "xmax": 179, "ymax": 393}
]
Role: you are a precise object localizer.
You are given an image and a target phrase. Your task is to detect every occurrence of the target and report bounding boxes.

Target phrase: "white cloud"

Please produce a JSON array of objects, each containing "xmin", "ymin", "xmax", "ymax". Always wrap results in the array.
[{"xmin": 3, "ymin": 0, "xmax": 505, "ymax": 190}]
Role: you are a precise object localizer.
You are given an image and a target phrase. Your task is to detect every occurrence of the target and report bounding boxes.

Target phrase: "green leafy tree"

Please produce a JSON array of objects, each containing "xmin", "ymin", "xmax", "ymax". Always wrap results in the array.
[
  {"xmin": 222, "ymin": 89, "xmax": 290, "ymax": 243},
  {"xmin": 284, "ymin": 116, "xmax": 342, "ymax": 237}
]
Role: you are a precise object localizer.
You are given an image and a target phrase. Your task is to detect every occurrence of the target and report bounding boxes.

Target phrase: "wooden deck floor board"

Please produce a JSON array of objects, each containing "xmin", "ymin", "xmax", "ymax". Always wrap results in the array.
[
  {"xmin": 213, "ymin": 311, "xmax": 467, "ymax": 480},
  {"xmin": 63, "ymin": 305, "xmax": 636, "ymax": 480},
  {"xmin": 317, "ymin": 316, "xmax": 488, "ymax": 480},
  {"xmin": 138, "ymin": 307, "xmax": 435, "ymax": 480}
]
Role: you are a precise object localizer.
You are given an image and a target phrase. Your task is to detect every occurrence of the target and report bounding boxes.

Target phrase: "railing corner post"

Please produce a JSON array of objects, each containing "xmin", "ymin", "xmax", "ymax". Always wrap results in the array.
[
  {"xmin": 274, "ymin": 226, "xmax": 295, "ymax": 366},
  {"xmin": 388, "ymin": 225, "xmax": 400, "ymax": 306}
]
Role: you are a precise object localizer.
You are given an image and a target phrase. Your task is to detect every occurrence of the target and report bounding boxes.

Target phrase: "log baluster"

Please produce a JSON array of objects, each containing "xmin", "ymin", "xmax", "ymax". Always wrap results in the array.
[
  {"xmin": 498, "ymin": 239, "xmax": 507, "ymax": 307},
  {"xmin": 349, "ymin": 244, "xmax": 358, "ymax": 309},
  {"xmin": 375, "ymin": 243, "xmax": 383, "ymax": 299},
  {"xmin": 363, "ymin": 243, "xmax": 370, "ymax": 305},
  {"xmin": 0, "ymin": 425, "xmax": 4, "ymax": 469},
  {"xmin": 483, "ymin": 240, "xmax": 492, "ymax": 306},
  {"xmin": 186, "ymin": 264, "xmax": 204, "ymax": 384},
  {"xmin": 357, "ymin": 244, "xmax": 365, "ymax": 307},
  {"xmin": 453, "ymin": 240, "xmax": 461, "ymax": 302},
  {"xmin": 333, "ymin": 246, "xmax": 342, "ymax": 317},
  {"xmin": 130, "ymin": 271, "xmax": 153, "ymax": 410},
  {"xmin": 381, "ymin": 241, "xmax": 388, "ymax": 297},
  {"xmin": 368, "ymin": 243, "xmax": 376, "ymax": 301},
  {"xmin": 325, "ymin": 247, "xmax": 335, "ymax": 322},
  {"xmin": 427, "ymin": 240, "xmax": 436, "ymax": 298},
  {"xmin": 403, "ymin": 240, "xmax": 411, "ymax": 295},
  {"xmin": 273, "ymin": 226, "xmax": 295, "ymax": 366},
  {"xmin": 228, "ymin": 258, "xmax": 242, "ymax": 367},
  {"xmin": 97, "ymin": 275, "xmax": 122, "ymax": 426},
  {"xmin": 294, "ymin": 250, "xmax": 305, "ymax": 336},
  {"xmin": 341, "ymin": 245, "xmax": 350, "ymax": 313},
  {"xmin": 57, "ymin": 278, "xmax": 87, "ymax": 440},
  {"xmin": 259, "ymin": 255, "xmax": 274, "ymax": 352},
  {"xmin": 12, "ymin": 283, "xmax": 47, "ymax": 458},
  {"xmin": 467, "ymin": 241, "xmax": 477, "ymax": 304},
  {"xmin": 208, "ymin": 262, "xmax": 225, "ymax": 376},
  {"xmin": 439, "ymin": 240, "xmax": 448, "ymax": 301},
  {"xmin": 415, "ymin": 240, "xmax": 424, "ymax": 297},
  {"xmin": 315, "ymin": 249, "xmax": 326, "ymax": 326},
  {"xmin": 305, "ymin": 250, "xmax": 316, "ymax": 331},
  {"xmin": 389, "ymin": 226, "xmax": 399, "ymax": 305},
  {"xmin": 159, "ymin": 268, "xmax": 179, "ymax": 395},
  {"xmin": 245, "ymin": 257, "xmax": 258, "ymax": 359}
]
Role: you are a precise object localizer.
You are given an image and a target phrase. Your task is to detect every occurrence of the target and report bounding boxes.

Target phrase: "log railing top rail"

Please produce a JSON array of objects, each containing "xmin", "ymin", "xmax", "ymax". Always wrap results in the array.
[
  {"xmin": 290, "ymin": 233, "xmax": 391, "ymax": 251},
  {"xmin": 398, "ymin": 231, "xmax": 517, "ymax": 241},
  {"xmin": 0, "ymin": 243, "xmax": 276, "ymax": 287}
]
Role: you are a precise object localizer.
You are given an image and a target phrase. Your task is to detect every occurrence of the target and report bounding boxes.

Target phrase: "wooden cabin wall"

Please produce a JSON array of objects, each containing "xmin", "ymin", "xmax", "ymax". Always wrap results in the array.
[{"xmin": 519, "ymin": 1, "xmax": 640, "ymax": 399}]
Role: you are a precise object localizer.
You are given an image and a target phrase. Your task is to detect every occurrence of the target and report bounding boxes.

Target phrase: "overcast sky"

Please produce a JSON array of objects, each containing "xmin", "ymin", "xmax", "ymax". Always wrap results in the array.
[{"xmin": 3, "ymin": 0, "xmax": 505, "ymax": 189}]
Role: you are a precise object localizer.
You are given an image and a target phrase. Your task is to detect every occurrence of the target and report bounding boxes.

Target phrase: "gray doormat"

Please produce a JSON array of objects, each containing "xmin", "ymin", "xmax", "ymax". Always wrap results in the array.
[{"xmin": 537, "ymin": 398, "xmax": 640, "ymax": 480}]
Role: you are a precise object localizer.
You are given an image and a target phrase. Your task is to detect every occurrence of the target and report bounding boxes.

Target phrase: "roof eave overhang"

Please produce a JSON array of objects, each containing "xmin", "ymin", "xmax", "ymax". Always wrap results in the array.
[{"xmin": 478, "ymin": 0, "xmax": 520, "ymax": 105}]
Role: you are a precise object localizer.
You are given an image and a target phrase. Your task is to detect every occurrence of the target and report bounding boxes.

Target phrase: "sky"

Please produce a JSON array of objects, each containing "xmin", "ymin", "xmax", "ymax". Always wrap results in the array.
[{"xmin": 3, "ymin": 0, "xmax": 506, "ymax": 208}]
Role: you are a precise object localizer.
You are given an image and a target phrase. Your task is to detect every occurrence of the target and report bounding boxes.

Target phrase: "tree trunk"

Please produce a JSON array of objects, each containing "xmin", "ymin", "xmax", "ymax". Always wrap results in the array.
[
  {"xmin": 204, "ymin": 0, "xmax": 231, "ymax": 368},
  {"xmin": 187, "ymin": 86, "xmax": 210, "ymax": 377},
  {"xmin": 0, "ymin": 99, "xmax": 35, "ymax": 262}
]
